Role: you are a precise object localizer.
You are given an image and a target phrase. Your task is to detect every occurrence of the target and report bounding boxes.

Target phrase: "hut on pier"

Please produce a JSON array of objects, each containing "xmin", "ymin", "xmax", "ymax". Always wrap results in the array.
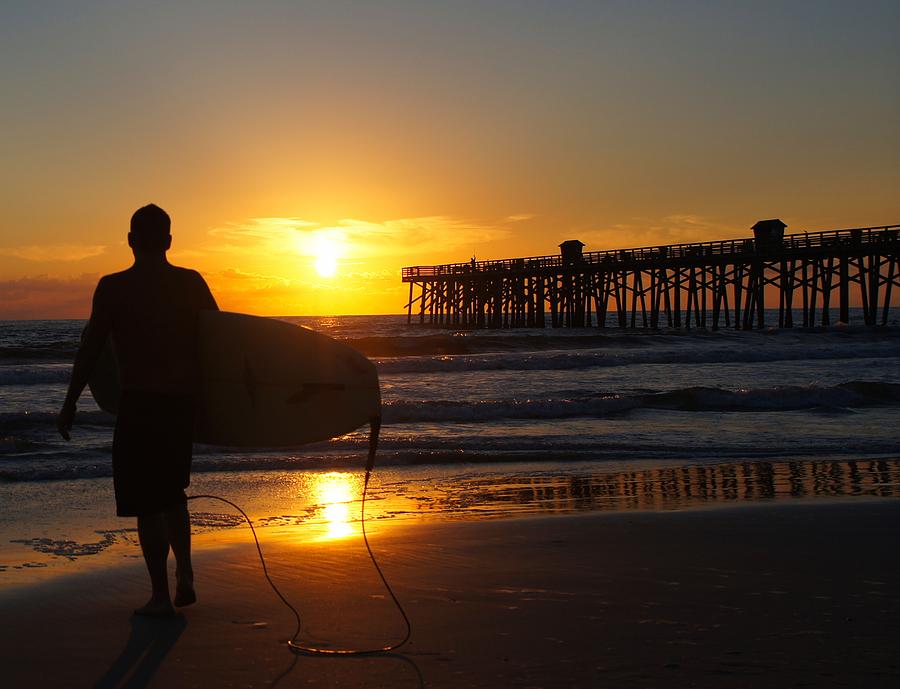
[
  {"xmin": 752, "ymin": 219, "xmax": 786, "ymax": 250},
  {"xmin": 559, "ymin": 240, "xmax": 585, "ymax": 264}
]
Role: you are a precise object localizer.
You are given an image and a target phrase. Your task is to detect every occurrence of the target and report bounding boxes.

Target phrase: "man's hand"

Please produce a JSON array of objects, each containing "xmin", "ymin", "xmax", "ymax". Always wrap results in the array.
[{"xmin": 57, "ymin": 401, "xmax": 76, "ymax": 441}]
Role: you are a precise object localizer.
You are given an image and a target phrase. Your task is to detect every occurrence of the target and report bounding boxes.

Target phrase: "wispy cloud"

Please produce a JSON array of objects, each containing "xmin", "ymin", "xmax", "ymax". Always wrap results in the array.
[
  {"xmin": 0, "ymin": 244, "xmax": 106, "ymax": 262},
  {"xmin": 206, "ymin": 217, "xmax": 316, "ymax": 248},
  {"xmin": 333, "ymin": 216, "xmax": 513, "ymax": 256},
  {"xmin": 214, "ymin": 267, "xmax": 298, "ymax": 291},
  {"xmin": 580, "ymin": 214, "xmax": 738, "ymax": 251},
  {"xmin": 208, "ymin": 265, "xmax": 364, "ymax": 314},
  {"xmin": 0, "ymin": 274, "xmax": 99, "ymax": 319},
  {"xmin": 198, "ymin": 214, "xmax": 515, "ymax": 261}
]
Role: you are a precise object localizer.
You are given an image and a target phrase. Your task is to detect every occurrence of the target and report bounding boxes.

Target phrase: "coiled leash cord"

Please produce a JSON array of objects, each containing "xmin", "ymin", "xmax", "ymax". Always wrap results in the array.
[{"xmin": 187, "ymin": 416, "xmax": 412, "ymax": 655}]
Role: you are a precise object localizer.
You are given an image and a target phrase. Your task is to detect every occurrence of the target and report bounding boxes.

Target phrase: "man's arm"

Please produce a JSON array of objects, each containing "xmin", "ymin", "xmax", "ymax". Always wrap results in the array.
[{"xmin": 57, "ymin": 278, "xmax": 113, "ymax": 440}]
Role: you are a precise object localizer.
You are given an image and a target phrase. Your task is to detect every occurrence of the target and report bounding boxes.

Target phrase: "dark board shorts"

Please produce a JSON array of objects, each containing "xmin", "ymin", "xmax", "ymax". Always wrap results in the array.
[{"xmin": 112, "ymin": 390, "xmax": 195, "ymax": 517}]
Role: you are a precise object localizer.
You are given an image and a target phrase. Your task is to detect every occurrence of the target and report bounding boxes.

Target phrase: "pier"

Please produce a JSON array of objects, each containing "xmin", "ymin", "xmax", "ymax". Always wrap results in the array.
[{"xmin": 402, "ymin": 221, "xmax": 900, "ymax": 329}]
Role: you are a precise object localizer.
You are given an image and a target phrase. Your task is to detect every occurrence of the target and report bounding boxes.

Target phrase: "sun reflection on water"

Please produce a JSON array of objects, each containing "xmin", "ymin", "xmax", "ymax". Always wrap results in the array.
[{"xmin": 314, "ymin": 472, "xmax": 358, "ymax": 540}]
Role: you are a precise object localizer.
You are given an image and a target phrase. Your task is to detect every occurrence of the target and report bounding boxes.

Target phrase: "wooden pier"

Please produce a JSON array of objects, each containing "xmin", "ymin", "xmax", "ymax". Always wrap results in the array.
[{"xmin": 402, "ymin": 222, "xmax": 900, "ymax": 329}]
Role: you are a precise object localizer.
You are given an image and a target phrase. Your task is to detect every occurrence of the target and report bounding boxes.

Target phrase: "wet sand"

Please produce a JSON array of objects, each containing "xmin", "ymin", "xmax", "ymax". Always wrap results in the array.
[{"xmin": 2, "ymin": 499, "xmax": 899, "ymax": 689}]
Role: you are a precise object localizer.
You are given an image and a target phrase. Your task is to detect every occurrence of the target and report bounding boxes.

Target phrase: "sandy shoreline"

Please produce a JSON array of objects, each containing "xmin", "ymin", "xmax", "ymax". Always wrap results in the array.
[{"xmin": 2, "ymin": 499, "xmax": 899, "ymax": 688}]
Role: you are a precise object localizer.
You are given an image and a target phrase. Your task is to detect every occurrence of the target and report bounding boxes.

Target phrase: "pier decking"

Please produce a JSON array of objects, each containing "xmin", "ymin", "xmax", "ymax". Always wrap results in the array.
[{"xmin": 402, "ymin": 223, "xmax": 900, "ymax": 329}]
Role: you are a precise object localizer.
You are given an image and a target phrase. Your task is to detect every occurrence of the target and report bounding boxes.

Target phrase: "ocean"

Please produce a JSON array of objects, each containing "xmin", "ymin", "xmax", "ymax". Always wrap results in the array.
[{"xmin": 2, "ymin": 313, "xmax": 900, "ymax": 580}]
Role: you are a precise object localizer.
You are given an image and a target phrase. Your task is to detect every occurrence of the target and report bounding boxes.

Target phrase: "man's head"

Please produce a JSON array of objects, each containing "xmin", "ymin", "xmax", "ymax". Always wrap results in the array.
[{"xmin": 128, "ymin": 204, "xmax": 172, "ymax": 253}]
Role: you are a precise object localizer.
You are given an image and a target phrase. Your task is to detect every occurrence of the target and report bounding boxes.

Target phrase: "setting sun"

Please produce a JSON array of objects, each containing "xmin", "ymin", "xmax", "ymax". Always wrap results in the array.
[
  {"xmin": 312, "ymin": 235, "xmax": 340, "ymax": 278},
  {"xmin": 315, "ymin": 252, "xmax": 337, "ymax": 277}
]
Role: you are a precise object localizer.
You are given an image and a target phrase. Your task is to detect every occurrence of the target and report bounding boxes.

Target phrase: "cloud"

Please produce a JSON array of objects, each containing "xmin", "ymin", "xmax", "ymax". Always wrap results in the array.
[
  {"xmin": 196, "ymin": 214, "xmax": 514, "ymax": 262},
  {"xmin": 206, "ymin": 217, "xmax": 317, "ymax": 250},
  {"xmin": 579, "ymin": 214, "xmax": 738, "ymax": 251},
  {"xmin": 334, "ymin": 216, "xmax": 512, "ymax": 256},
  {"xmin": 212, "ymin": 267, "xmax": 301, "ymax": 292},
  {"xmin": 0, "ymin": 244, "xmax": 106, "ymax": 262},
  {"xmin": 206, "ymin": 266, "xmax": 338, "ymax": 314},
  {"xmin": 0, "ymin": 274, "xmax": 99, "ymax": 319},
  {"xmin": 342, "ymin": 268, "xmax": 395, "ymax": 280}
]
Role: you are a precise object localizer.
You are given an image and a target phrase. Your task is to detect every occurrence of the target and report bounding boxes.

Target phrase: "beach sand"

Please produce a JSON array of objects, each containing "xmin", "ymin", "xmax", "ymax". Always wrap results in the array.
[{"xmin": 2, "ymin": 499, "xmax": 898, "ymax": 689}]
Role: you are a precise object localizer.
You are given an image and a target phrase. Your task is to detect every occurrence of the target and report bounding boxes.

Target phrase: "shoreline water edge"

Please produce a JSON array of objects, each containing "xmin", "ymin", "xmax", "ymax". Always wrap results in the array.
[{"xmin": 2, "ymin": 312, "xmax": 899, "ymax": 582}]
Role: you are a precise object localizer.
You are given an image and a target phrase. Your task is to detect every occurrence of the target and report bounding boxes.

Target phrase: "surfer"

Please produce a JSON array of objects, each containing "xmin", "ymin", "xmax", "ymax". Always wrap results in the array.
[{"xmin": 57, "ymin": 203, "xmax": 218, "ymax": 618}]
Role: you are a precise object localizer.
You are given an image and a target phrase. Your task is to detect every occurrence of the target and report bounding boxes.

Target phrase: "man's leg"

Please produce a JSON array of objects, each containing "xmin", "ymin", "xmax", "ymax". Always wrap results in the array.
[
  {"xmin": 165, "ymin": 501, "xmax": 196, "ymax": 607},
  {"xmin": 136, "ymin": 513, "xmax": 175, "ymax": 616}
]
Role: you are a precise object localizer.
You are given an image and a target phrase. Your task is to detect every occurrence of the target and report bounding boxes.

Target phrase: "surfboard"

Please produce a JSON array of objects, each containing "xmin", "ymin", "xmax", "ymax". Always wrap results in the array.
[{"xmin": 88, "ymin": 311, "xmax": 381, "ymax": 447}]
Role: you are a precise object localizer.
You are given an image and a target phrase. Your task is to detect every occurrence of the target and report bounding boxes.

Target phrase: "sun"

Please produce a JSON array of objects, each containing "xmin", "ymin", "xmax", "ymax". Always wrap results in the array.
[
  {"xmin": 312, "ymin": 238, "xmax": 340, "ymax": 277},
  {"xmin": 315, "ymin": 251, "xmax": 337, "ymax": 277},
  {"xmin": 296, "ymin": 229, "xmax": 344, "ymax": 278}
]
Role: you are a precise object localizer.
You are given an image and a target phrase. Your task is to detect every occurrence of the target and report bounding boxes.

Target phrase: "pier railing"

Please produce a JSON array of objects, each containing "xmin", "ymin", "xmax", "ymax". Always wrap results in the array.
[{"xmin": 402, "ymin": 225, "xmax": 900, "ymax": 279}]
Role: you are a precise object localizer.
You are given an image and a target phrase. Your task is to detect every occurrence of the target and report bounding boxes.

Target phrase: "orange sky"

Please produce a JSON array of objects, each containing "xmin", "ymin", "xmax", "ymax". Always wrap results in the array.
[{"xmin": 2, "ymin": 2, "xmax": 898, "ymax": 319}]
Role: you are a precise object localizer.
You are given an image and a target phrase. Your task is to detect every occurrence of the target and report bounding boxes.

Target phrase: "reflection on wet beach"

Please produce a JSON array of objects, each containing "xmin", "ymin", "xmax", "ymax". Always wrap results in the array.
[
  {"xmin": 3, "ymin": 458, "xmax": 898, "ymax": 583},
  {"xmin": 368, "ymin": 458, "xmax": 900, "ymax": 522},
  {"xmin": 250, "ymin": 458, "xmax": 900, "ymax": 531},
  {"xmin": 314, "ymin": 472, "xmax": 356, "ymax": 540}
]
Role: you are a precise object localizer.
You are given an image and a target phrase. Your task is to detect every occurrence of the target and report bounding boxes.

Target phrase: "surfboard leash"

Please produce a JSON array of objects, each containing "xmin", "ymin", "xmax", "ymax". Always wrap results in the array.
[{"xmin": 187, "ymin": 414, "xmax": 413, "ymax": 655}]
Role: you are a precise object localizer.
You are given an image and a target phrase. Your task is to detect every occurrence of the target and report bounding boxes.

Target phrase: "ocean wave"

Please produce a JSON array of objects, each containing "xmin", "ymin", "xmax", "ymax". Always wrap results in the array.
[
  {"xmin": 347, "ymin": 326, "xmax": 900, "ymax": 356},
  {"xmin": 345, "ymin": 332, "xmax": 660, "ymax": 356},
  {"xmin": 375, "ymin": 342, "xmax": 900, "ymax": 374},
  {"xmin": 0, "ymin": 463, "xmax": 113, "ymax": 482},
  {"xmin": 0, "ymin": 365, "xmax": 71, "ymax": 386},
  {"xmin": 4, "ymin": 322, "xmax": 899, "ymax": 363},
  {"xmin": 0, "ymin": 410, "xmax": 114, "ymax": 433},
  {"xmin": 2, "ymin": 382, "xmax": 897, "ymax": 436},
  {"xmin": 0, "ymin": 437, "xmax": 64, "ymax": 455},
  {"xmin": 381, "ymin": 381, "xmax": 900, "ymax": 422},
  {"xmin": 2, "ymin": 341, "xmax": 895, "ymax": 384},
  {"xmin": 0, "ymin": 344, "xmax": 78, "ymax": 362},
  {"xmin": 4, "ymin": 444, "xmax": 900, "ymax": 483}
]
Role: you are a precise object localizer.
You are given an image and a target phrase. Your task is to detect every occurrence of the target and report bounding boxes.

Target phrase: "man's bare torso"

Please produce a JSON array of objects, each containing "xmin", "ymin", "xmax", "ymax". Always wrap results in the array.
[{"xmin": 93, "ymin": 264, "xmax": 218, "ymax": 394}]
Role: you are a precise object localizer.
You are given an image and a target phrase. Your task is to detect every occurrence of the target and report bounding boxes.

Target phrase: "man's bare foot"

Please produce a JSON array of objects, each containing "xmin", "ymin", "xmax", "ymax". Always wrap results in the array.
[
  {"xmin": 174, "ymin": 569, "xmax": 196, "ymax": 607},
  {"xmin": 174, "ymin": 586, "xmax": 196, "ymax": 607},
  {"xmin": 134, "ymin": 597, "xmax": 176, "ymax": 618}
]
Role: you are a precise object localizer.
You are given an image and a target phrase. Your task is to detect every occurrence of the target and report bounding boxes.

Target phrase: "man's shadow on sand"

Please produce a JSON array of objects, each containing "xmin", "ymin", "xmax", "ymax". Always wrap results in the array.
[{"xmin": 92, "ymin": 615, "xmax": 187, "ymax": 689}]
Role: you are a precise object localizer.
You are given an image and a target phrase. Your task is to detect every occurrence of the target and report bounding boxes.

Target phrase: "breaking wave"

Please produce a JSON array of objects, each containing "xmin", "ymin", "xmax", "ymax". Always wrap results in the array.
[
  {"xmin": 2, "ymin": 382, "xmax": 897, "ymax": 437},
  {"xmin": 381, "ymin": 381, "xmax": 900, "ymax": 423}
]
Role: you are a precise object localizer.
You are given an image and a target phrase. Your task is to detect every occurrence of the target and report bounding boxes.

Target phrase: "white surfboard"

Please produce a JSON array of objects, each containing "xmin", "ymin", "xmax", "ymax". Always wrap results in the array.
[{"xmin": 88, "ymin": 311, "xmax": 381, "ymax": 447}]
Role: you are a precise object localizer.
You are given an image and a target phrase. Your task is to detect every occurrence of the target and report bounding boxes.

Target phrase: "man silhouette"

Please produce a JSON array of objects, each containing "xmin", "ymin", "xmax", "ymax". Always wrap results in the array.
[{"xmin": 58, "ymin": 204, "xmax": 218, "ymax": 617}]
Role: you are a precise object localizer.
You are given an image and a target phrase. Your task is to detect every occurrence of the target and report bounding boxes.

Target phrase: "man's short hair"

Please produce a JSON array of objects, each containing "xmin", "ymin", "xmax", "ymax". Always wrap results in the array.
[{"xmin": 130, "ymin": 204, "xmax": 171, "ymax": 251}]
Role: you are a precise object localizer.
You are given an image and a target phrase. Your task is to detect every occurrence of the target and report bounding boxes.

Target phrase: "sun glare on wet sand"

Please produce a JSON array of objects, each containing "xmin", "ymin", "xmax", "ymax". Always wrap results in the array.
[{"xmin": 315, "ymin": 472, "xmax": 356, "ymax": 540}]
